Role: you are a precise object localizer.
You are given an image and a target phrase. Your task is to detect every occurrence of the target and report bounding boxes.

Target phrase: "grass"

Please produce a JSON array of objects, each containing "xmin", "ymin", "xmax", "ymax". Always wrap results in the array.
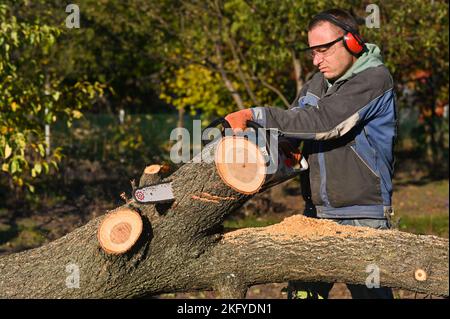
[
  {"xmin": 224, "ymin": 216, "xmax": 282, "ymax": 230},
  {"xmin": 393, "ymin": 179, "xmax": 449, "ymax": 216},
  {"xmin": 392, "ymin": 179, "xmax": 448, "ymax": 237},
  {"xmin": 0, "ymin": 218, "xmax": 47, "ymax": 252},
  {"xmin": 397, "ymin": 214, "xmax": 448, "ymax": 237},
  {"xmin": 0, "ymin": 223, "xmax": 16, "ymax": 245}
]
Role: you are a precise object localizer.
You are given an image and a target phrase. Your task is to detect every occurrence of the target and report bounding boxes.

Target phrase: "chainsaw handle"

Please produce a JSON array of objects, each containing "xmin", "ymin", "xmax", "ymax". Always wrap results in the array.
[
  {"xmin": 201, "ymin": 117, "xmax": 231, "ymax": 146},
  {"xmin": 247, "ymin": 121, "xmax": 308, "ymax": 171},
  {"xmin": 245, "ymin": 120, "xmax": 271, "ymax": 150},
  {"xmin": 245, "ymin": 120, "xmax": 264, "ymax": 130},
  {"xmin": 201, "ymin": 118, "xmax": 271, "ymax": 149},
  {"xmin": 205, "ymin": 117, "xmax": 231, "ymax": 130}
]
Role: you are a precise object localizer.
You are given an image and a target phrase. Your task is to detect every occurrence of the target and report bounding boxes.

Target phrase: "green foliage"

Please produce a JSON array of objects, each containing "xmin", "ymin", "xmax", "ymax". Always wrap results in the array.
[
  {"xmin": 0, "ymin": 4, "xmax": 105, "ymax": 191},
  {"xmin": 153, "ymin": 1, "xmax": 448, "ymax": 109},
  {"xmin": 1, "ymin": 0, "xmax": 448, "ymax": 193},
  {"xmin": 285, "ymin": 281, "xmax": 326, "ymax": 299},
  {"xmin": 153, "ymin": 0, "xmax": 448, "ymax": 170},
  {"xmin": 52, "ymin": 113, "xmax": 175, "ymax": 176},
  {"xmin": 160, "ymin": 63, "xmax": 235, "ymax": 118},
  {"xmin": 364, "ymin": 1, "xmax": 448, "ymax": 79},
  {"xmin": 364, "ymin": 1, "xmax": 448, "ymax": 169},
  {"xmin": 153, "ymin": 0, "xmax": 314, "ymax": 113},
  {"xmin": 291, "ymin": 290, "xmax": 324, "ymax": 299}
]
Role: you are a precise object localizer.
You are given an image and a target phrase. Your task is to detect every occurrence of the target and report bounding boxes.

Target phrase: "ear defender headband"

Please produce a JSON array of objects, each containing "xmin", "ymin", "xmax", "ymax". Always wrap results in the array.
[{"xmin": 313, "ymin": 13, "xmax": 366, "ymax": 56}]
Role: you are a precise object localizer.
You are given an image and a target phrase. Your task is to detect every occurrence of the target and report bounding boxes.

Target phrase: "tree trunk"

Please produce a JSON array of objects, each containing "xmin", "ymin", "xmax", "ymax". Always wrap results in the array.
[
  {"xmin": 0, "ymin": 144, "xmax": 448, "ymax": 298},
  {"xmin": 226, "ymin": 36, "xmax": 260, "ymax": 106},
  {"xmin": 291, "ymin": 49, "xmax": 304, "ymax": 96},
  {"xmin": 214, "ymin": 42, "xmax": 245, "ymax": 110},
  {"xmin": 177, "ymin": 106, "xmax": 185, "ymax": 130}
]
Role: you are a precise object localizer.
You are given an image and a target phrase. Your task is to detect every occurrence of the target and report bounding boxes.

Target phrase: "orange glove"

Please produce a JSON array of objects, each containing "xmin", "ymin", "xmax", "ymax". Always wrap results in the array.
[{"xmin": 224, "ymin": 109, "xmax": 253, "ymax": 132}]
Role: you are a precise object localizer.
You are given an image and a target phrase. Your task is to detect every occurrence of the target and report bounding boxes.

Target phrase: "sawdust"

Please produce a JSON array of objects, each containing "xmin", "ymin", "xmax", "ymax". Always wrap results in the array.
[{"xmin": 223, "ymin": 215, "xmax": 379, "ymax": 242}]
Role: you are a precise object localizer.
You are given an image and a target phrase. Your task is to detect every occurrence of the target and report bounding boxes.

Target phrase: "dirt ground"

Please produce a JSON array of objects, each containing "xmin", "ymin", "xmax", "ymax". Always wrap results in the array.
[{"xmin": 158, "ymin": 282, "xmax": 438, "ymax": 299}]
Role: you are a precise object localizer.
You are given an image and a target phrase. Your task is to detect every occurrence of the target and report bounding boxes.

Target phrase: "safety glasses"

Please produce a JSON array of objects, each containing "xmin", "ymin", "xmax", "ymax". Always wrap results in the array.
[{"xmin": 302, "ymin": 36, "xmax": 344, "ymax": 60}]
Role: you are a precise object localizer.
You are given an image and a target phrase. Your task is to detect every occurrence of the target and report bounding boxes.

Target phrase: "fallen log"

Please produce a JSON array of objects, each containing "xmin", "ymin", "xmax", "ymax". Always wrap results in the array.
[{"xmin": 0, "ymin": 143, "xmax": 448, "ymax": 298}]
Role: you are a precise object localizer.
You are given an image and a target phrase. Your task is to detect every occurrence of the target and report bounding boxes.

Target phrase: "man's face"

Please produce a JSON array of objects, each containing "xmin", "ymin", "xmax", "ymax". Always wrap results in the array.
[{"xmin": 308, "ymin": 21, "xmax": 356, "ymax": 81}]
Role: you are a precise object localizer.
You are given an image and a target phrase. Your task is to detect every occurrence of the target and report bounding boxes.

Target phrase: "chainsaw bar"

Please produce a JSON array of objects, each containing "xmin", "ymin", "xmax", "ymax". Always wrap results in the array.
[{"xmin": 133, "ymin": 182, "xmax": 175, "ymax": 204}]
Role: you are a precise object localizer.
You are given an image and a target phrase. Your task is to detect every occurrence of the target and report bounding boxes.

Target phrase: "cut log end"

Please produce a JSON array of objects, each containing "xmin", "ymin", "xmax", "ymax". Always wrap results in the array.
[
  {"xmin": 139, "ymin": 164, "xmax": 163, "ymax": 187},
  {"xmin": 144, "ymin": 164, "xmax": 162, "ymax": 175},
  {"xmin": 414, "ymin": 268, "xmax": 427, "ymax": 282},
  {"xmin": 215, "ymin": 136, "xmax": 267, "ymax": 194},
  {"xmin": 97, "ymin": 208, "xmax": 143, "ymax": 254}
]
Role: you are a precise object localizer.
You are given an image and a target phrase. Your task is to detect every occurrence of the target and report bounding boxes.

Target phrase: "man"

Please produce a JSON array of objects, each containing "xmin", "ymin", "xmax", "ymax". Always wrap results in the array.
[{"xmin": 225, "ymin": 8, "xmax": 396, "ymax": 299}]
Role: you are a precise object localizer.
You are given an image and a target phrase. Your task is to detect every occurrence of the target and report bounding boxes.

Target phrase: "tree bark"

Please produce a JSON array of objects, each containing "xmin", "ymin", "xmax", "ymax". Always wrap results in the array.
[
  {"xmin": 291, "ymin": 49, "xmax": 304, "ymax": 96},
  {"xmin": 0, "ymin": 144, "xmax": 448, "ymax": 298}
]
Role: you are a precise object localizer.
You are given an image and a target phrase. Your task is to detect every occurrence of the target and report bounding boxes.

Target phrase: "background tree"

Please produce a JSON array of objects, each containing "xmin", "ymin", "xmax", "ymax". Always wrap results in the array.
[
  {"xmin": 0, "ymin": 3, "xmax": 105, "ymax": 193},
  {"xmin": 0, "ymin": 0, "xmax": 447, "ymax": 222}
]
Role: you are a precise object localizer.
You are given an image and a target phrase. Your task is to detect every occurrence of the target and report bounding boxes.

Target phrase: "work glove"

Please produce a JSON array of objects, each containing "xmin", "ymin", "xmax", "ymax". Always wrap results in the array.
[{"xmin": 224, "ymin": 109, "xmax": 253, "ymax": 132}]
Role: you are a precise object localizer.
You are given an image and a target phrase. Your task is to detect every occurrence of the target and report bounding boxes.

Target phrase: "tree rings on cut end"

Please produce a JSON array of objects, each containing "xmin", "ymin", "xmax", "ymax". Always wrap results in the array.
[
  {"xmin": 414, "ymin": 268, "xmax": 427, "ymax": 282},
  {"xmin": 144, "ymin": 164, "xmax": 161, "ymax": 175},
  {"xmin": 97, "ymin": 208, "xmax": 143, "ymax": 254},
  {"xmin": 139, "ymin": 164, "xmax": 163, "ymax": 187},
  {"xmin": 215, "ymin": 136, "xmax": 267, "ymax": 194}
]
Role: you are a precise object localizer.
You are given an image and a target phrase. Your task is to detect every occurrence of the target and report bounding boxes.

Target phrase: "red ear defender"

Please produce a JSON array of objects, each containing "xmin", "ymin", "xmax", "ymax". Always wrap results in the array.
[
  {"xmin": 310, "ymin": 13, "xmax": 366, "ymax": 56},
  {"xmin": 343, "ymin": 32, "xmax": 364, "ymax": 55}
]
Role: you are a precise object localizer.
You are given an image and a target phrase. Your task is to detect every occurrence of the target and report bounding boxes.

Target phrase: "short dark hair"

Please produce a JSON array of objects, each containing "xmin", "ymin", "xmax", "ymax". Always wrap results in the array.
[{"xmin": 308, "ymin": 8, "xmax": 359, "ymax": 34}]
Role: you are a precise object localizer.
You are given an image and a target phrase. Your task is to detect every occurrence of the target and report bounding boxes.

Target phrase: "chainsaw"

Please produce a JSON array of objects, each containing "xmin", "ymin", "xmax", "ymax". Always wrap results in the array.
[
  {"xmin": 132, "ymin": 118, "xmax": 228, "ymax": 204},
  {"xmin": 133, "ymin": 181, "xmax": 174, "ymax": 204},
  {"xmin": 133, "ymin": 118, "xmax": 308, "ymax": 204}
]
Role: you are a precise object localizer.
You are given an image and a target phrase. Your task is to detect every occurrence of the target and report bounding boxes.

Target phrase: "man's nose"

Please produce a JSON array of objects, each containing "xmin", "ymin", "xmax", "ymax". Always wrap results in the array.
[{"xmin": 313, "ymin": 54, "xmax": 323, "ymax": 66}]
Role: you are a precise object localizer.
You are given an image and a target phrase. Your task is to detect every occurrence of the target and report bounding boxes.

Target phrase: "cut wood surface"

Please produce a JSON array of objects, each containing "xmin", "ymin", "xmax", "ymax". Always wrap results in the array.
[
  {"xmin": 139, "ymin": 164, "xmax": 163, "ymax": 187},
  {"xmin": 215, "ymin": 136, "xmax": 267, "ymax": 194},
  {"xmin": 144, "ymin": 164, "xmax": 162, "ymax": 175},
  {"xmin": 214, "ymin": 136, "xmax": 304, "ymax": 195},
  {"xmin": 97, "ymin": 208, "xmax": 143, "ymax": 255},
  {"xmin": 0, "ymin": 142, "xmax": 448, "ymax": 298}
]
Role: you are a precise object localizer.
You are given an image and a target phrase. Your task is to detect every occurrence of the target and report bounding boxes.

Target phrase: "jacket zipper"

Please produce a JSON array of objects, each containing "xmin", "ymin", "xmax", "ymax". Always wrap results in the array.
[{"xmin": 350, "ymin": 145, "xmax": 380, "ymax": 178}]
